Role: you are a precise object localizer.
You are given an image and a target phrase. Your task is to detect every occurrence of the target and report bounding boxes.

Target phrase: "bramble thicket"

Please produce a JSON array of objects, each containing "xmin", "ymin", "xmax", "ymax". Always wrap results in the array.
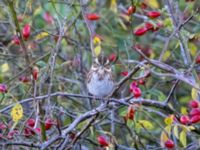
[{"xmin": 0, "ymin": 0, "xmax": 200, "ymax": 149}]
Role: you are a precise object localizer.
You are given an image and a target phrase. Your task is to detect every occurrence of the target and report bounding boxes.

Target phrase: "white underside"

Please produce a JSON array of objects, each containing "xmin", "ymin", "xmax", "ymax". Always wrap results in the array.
[{"xmin": 87, "ymin": 73, "xmax": 114, "ymax": 97}]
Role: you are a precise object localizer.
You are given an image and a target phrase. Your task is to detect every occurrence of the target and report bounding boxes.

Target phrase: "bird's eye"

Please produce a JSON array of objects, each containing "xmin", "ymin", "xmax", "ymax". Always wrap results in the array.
[
  {"xmin": 93, "ymin": 63, "xmax": 98, "ymax": 68},
  {"xmin": 105, "ymin": 65, "xmax": 110, "ymax": 69}
]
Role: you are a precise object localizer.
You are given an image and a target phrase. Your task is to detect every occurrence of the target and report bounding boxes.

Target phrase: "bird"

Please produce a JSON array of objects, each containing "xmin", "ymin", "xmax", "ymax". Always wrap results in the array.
[{"xmin": 87, "ymin": 55, "xmax": 115, "ymax": 98}]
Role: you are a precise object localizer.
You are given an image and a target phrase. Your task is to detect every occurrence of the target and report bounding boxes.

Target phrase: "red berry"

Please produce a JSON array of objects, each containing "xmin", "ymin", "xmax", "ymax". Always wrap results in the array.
[
  {"xmin": 151, "ymin": 22, "xmax": 163, "ymax": 32},
  {"xmin": 108, "ymin": 53, "xmax": 117, "ymax": 62},
  {"xmin": 86, "ymin": 13, "xmax": 100, "ymax": 21},
  {"xmin": 190, "ymin": 115, "xmax": 200, "ymax": 124},
  {"xmin": 22, "ymin": 24, "xmax": 31, "ymax": 39},
  {"xmin": 0, "ymin": 123, "xmax": 7, "ymax": 130},
  {"xmin": 165, "ymin": 139, "xmax": 175, "ymax": 149},
  {"xmin": 0, "ymin": 84, "xmax": 7, "ymax": 93},
  {"xmin": 133, "ymin": 27, "xmax": 147, "ymax": 36},
  {"xmin": 19, "ymin": 76, "xmax": 31, "ymax": 83},
  {"xmin": 196, "ymin": 55, "xmax": 200, "ymax": 64},
  {"xmin": 185, "ymin": 0, "xmax": 195, "ymax": 2},
  {"xmin": 127, "ymin": 6, "xmax": 136, "ymax": 16},
  {"xmin": 45, "ymin": 118, "xmax": 54, "ymax": 130},
  {"xmin": 189, "ymin": 100, "xmax": 199, "ymax": 108},
  {"xmin": 32, "ymin": 66, "xmax": 39, "ymax": 81},
  {"xmin": 43, "ymin": 12, "xmax": 54, "ymax": 24},
  {"xmin": 189, "ymin": 108, "xmax": 200, "ymax": 117},
  {"xmin": 180, "ymin": 115, "xmax": 190, "ymax": 125},
  {"xmin": 146, "ymin": 11, "xmax": 161, "ymax": 19},
  {"xmin": 145, "ymin": 22, "xmax": 154, "ymax": 31},
  {"xmin": 7, "ymin": 130, "xmax": 19, "ymax": 139},
  {"xmin": 130, "ymin": 81, "xmax": 138, "ymax": 92},
  {"xmin": 126, "ymin": 105, "xmax": 135, "ymax": 120},
  {"xmin": 69, "ymin": 132, "xmax": 76, "ymax": 140},
  {"xmin": 132, "ymin": 87, "xmax": 142, "ymax": 98},
  {"xmin": 35, "ymin": 128, "xmax": 41, "ymax": 134},
  {"xmin": 12, "ymin": 36, "xmax": 20, "ymax": 45},
  {"xmin": 138, "ymin": 79, "xmax": 145, "ymax": 85},
  {"xmin": 17, "ymin": 15, "xmax": 24, "ymax": 22},
  {"xmin": 121, "ymin": 71, "xmax": 128, "ymax": 76},
  {"xmin": 140, "ymin": 2, "xmax": 148, "ymax": 9},
  {"xmin": 26, "ymin": 119, "xmax": 35, "ymax": 128},
  {"xmin": 24, "ymin": 128, "xmax": 35, "ymax": 137},
  {"xmin": 97, "ymin": 135, "xmax": 109, "ymax": 147}
]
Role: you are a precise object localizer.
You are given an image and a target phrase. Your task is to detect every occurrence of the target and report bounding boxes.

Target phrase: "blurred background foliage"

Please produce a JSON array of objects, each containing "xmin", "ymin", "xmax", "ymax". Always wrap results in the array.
[{"xmin": 0, "ymin": 0, "xmax": 200, "ymax": 149}]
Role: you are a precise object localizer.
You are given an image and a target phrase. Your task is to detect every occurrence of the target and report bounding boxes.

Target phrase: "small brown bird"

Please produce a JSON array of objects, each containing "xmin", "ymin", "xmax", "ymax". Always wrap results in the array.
[{"xmin": 87, "ymin": 55, "xmax": 115, "ymax": 97}]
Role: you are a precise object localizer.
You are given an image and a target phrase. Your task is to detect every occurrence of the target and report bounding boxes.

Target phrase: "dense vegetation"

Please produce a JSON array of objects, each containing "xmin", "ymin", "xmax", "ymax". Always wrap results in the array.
[{"xmin": 0, "ymin": 0, "xmax": 200, "ymax": 149}]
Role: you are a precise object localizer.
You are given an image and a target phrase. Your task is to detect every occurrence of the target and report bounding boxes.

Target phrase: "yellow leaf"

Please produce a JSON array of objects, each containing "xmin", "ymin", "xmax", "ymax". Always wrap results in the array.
[
  {"xmin": 162, "ymin": 50, "xmax": 171, "ymax": 61},
  {"xmin": 93, "ymin": 36, "xmax": 101, "ymax": 45},
  {"xmin": 163, "ymin": 18, "xmax": 173, "ymax": 27},
  {"xmin": 33, "ymin": 7, "xmax": 42, "ymax": 16},
  {"xmin": 189, "ymin": 125, "xmax": 195, "ymax": 130},
  {"xmin": 164, "ymin": 115, "xmax": 173, "ymax": 125},
  {"xmin": 35, "ymin": 32, "xmax": 49, "ymax": 40},
  {"xmin": 137, "ymin": 120, "xmax": 154, "ymax": 130},
  {"xmin": 173, "ymin": 125, "xmax": 179, "ymax": 139},
  {"xmin": 188, "ymin": 42, "xmax": 197, "ymax": 57},
  {"xmin": 11, "ymin": 103, "xmax": 23, "ymax": 122},
  {"xmin": 118, "ymin": 18, "xmax": 127, "ymax": 30},
  {"xmin": 191, "ymin": 87, "xmax": 198, "ymax": 100},
  {"xmin": 94, "ymin": 45, "xmax": 101, "ymax": 57},
  {"xmin": 165, "ymin": 125, "xmax": 171, "ymax": 135},
  {"xmin": 180, "ymin": 130, "xmax": 187, "ymax": 148},
  {"xmin": 110, "ymin": 0, "xmax": 117, "ymax": 13},
  {"xmin": 181, "ymin": 107, "xmax": 188, "ymax": 115},
  {"xmin": 160, "ymin": 130, "xmax": 168, "ymax": 147},
  {"xmin": 119, "ymin": 13, "xmax": 130, "ymax": 22},
  {"xmin": 1, "ymin": 63, "xmax": 9, "ymax": 73},
  {"xmin": 144, "ymin": 0, "xmax": 159, "ymax": 9}
]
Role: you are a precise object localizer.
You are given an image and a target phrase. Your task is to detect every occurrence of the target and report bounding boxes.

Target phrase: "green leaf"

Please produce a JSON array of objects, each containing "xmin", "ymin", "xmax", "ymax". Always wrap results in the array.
[
  {"xmin": 173, "ymin": 125, "xmax": 179, "ymax": 139},
  {"xmin": 119, "ymin": 106, "xmax": 127, "ymax": 117},
  {"xmin": 191, "ymin": 87, "xmax": 199, "ymax": 100},
  {"xmin": 36, "ymin": 61, "xmax": 46, "ymax": 68},
  {"xmin": 137, "ymin": 120, "xmax": 154, "ymax": 130},
  {"xmin": 180, "ymin": 130, "xmax": 187, "ymax": 148}
]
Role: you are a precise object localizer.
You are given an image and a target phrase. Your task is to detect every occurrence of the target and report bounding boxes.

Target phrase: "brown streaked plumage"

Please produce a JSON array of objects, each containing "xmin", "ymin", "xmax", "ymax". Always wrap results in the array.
[{"xmin": 87, "ymin": 55, "xmax": 115, "ymax": 97}]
